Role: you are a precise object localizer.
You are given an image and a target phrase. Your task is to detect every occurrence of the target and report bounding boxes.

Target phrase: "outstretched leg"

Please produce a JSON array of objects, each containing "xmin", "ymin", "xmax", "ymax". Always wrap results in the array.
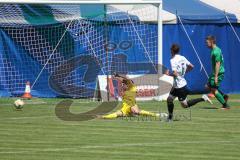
[
  {"xmin": 180, "ymin": 95, "xmax": 212, "ymax": 108},
  {"xmin": 131, "ymin": 105, "xmax": 158, "ymax": 117},
  {"xmin": 180, "ymin": 98, "xmax": 204, "ymax": 108},
  {"xmin": 102, "ymin": 110, "xmax": 123, "ymax": 119}
]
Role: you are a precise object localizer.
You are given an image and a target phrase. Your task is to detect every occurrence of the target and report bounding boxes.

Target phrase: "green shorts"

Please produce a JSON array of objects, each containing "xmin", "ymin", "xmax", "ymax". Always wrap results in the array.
[{"xmin": 207, "ymin": 73, "xmax": 224, "ymax": 89}]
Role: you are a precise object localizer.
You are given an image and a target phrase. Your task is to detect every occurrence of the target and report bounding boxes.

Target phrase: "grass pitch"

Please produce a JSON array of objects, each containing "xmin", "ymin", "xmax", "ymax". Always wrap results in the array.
[{"xmin": 0, "ymin": 95, "xmax": 240, "ymax": 160}]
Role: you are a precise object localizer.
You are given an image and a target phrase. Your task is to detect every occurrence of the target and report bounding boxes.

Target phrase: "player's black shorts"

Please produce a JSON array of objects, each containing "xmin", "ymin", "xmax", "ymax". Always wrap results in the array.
[{"xmin": 170, "ymin": 86, "xmax": 189, "ymax": 101}]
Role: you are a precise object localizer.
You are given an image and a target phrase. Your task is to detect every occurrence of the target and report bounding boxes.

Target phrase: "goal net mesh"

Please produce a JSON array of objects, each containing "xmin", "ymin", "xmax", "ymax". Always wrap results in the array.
[{"xmin": 0, "ymin": 4, "xmax": 161, "ymax": 99}]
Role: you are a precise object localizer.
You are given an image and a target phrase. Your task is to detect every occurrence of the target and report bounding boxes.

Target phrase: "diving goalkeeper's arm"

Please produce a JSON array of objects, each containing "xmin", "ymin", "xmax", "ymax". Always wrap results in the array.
[
  {"xmin": 113, "ymin": 73, "xmax": 128, "ymax": 82},
  {"xmin": 112, "ymin": 73, "xmax": 135, "ymax": 87}
]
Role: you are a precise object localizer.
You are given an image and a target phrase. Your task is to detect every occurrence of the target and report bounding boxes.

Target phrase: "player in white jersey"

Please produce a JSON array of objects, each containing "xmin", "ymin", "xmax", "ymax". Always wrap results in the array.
[{"xmin": 165, "ymin": 44, "xmax": 212, "ymax": 121}]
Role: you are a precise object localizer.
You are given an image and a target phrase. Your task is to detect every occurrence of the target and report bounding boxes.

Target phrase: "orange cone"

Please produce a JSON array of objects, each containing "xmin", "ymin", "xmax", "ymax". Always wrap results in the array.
[{"xmin": 21, "ymin": 81, "xmax": 32, "ymax": 99}]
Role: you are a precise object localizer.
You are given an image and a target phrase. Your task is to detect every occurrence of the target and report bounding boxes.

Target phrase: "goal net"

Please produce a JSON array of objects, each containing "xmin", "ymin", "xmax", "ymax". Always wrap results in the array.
[{"xmin": 0, "ymin": 1, "xmax": 169, "ymax": 100}]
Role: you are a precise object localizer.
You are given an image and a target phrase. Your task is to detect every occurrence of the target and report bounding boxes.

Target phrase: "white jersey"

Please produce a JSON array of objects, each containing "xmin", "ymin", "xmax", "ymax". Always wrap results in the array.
[{"xmin": 170, "ymin": 54, "xmax": 191, "ymax": 88}]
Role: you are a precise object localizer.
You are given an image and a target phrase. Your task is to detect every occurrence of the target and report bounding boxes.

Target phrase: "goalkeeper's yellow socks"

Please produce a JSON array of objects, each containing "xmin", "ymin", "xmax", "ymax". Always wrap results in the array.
[
  {"xmin": 102, "ymin": 112, "xmax": 118, "ymax": 119},
  {"xmin": 140, "ymin": 110, "xmax": 157, "ymax": 117}
]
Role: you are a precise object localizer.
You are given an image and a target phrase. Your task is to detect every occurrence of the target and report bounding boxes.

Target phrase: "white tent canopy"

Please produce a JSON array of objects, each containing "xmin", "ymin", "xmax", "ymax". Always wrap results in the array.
[{"xmin": 200, "ymin": 0, "xmax": 240, "ymax": 23}]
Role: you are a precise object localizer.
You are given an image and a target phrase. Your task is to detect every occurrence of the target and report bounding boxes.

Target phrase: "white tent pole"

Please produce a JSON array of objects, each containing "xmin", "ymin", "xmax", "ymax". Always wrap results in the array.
[
  {"xmin": 178, "ymin": 16, "xmax": 209, "ymax": 79},
  {"xmin": 225, "ymin": 14, "xmax": 240, "ymax": 43}
]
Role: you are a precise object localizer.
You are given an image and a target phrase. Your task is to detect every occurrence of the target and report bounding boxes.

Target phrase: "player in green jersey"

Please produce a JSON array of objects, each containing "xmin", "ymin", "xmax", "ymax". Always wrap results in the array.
[{"xmin": 205, "ymin": 35, "xmax": 230, "ymax": 109}]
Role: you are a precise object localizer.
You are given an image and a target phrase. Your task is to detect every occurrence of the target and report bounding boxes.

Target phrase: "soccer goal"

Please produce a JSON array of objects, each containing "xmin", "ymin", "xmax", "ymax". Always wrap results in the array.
[{"xmin": 0, "ymin": 0, "xmax": 168, "ymax": 101}]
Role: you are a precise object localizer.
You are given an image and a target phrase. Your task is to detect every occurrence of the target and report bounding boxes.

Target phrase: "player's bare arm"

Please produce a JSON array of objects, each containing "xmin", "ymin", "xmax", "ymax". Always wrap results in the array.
[
  {"xmin": 112, "ymin": 73, "xmax": 124, "ymax": 81},
  {"xmin": 186, "ymin": 64, "xmax": 194, "ymax": 73},
  {"xmin": 113, "ymin": 73, "xmax": 129, "ymax": 82},
  {"xmin": 215, "ymin": 62, "xmax": 220, "ymax": 85},
  {"xmin": 166, "ymin": 64, "xmax": 193, "ymax": 77},
  {"xmin": 164, "ymin": 69, "xmax": 178, "ymax": 77}
]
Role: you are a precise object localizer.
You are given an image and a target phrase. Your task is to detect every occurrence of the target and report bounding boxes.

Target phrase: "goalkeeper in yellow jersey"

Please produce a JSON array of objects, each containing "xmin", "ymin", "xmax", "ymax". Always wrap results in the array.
[{"xmin": 101, "ymin": 73, "xmax": 159, "ymax": 119}]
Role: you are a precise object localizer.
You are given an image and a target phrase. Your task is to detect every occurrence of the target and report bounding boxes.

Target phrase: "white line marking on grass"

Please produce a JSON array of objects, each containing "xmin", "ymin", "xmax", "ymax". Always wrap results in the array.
[
  {"xmin": 79, "ymin": 140, "xmax": 238, "ymax": 149},
  {"xmin": 0, "ymin": 151, "xmax": 30, "ymax": 154},
  {"xmin": 0, "ymin": 116, "xmax": 55, "ymax": 120},
  {"xmin": 0, "ymin": 140, "xmax": 238, "ymax": 154},
  {"xmin": 0, "ymin": 102, "xmax": 47, "ymax": 106},
  {"xmin": 0, "ymin": 100, "xmax": 96, "ymax": 106}
]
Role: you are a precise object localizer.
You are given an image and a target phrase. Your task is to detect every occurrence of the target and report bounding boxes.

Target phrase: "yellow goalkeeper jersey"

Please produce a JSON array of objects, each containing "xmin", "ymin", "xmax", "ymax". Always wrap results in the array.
[{"xmin": 122, "ymin": 79, "xmax": 137, "ymax": 107}]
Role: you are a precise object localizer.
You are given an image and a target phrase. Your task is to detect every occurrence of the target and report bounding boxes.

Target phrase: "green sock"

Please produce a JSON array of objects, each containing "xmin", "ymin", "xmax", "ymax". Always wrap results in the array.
[{"xmin": 215, "ymin": 92, "xmax": 226, "ymax": 105}]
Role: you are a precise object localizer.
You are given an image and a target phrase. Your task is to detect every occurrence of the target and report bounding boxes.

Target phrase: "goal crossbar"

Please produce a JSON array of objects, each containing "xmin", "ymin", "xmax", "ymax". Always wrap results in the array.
[{"xmin": 0, "ymin": 0, "xmax": 162, "ymax": 5}]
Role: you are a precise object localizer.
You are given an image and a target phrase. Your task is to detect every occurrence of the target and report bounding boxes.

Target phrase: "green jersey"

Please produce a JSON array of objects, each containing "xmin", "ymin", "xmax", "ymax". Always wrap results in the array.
[{"xmin": 211, "ymin": 46, "xmax": 225, "ymax": 75}]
